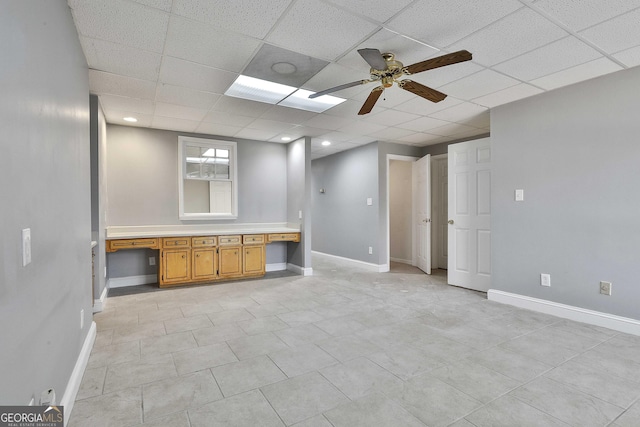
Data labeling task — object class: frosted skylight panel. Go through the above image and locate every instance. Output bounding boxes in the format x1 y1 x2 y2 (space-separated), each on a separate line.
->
279 89 346 112
224 75 296 104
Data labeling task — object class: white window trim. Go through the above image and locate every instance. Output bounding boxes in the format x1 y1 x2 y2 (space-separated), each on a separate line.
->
178 136 238 220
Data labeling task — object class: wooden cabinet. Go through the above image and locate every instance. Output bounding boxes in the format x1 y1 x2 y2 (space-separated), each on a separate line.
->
109 231 300 288
218 246 242 279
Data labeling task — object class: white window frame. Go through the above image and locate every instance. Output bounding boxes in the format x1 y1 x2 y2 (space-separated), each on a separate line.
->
178 136 238 220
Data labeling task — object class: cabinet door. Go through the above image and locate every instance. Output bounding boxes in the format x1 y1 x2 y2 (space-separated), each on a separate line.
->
243 245 265 276
162 249 191 284
192 247 217 281
218 246 242 278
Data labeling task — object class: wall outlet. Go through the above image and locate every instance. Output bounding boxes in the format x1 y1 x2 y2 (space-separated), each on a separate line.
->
600 281 612 296
149 256 155 266
298 210 302 219
540 273 551 287
104 266 107 278
80 309 84 329
366 197 373 206
515 189 524 201
368 246 373 255
22 228 32 266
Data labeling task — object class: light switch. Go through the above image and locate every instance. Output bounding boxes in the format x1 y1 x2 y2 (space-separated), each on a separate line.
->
366 198 373 206
22 228 31 266
515 189 524 201
298 210 302 219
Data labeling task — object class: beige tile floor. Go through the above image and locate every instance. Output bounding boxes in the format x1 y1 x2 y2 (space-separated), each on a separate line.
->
70 256 640 427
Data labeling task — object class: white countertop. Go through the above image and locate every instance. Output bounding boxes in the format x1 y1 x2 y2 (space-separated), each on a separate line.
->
106 223 300 239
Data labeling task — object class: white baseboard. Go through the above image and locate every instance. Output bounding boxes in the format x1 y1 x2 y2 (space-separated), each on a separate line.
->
61 321 96 426
287 263 313 276
92 286 108 313
312 251 389 273
488 290 640 336
266 263 287 272
107 274 157 288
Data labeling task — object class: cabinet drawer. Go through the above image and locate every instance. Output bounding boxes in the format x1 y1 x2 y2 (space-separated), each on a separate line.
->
192 236 217 247
266 233 300 243
162 237 191 248
218 235 242 246
107 238 158 251
243 234 265 245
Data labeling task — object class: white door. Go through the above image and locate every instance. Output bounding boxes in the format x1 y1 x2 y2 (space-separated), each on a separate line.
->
448 138 491 291
414 154 431 274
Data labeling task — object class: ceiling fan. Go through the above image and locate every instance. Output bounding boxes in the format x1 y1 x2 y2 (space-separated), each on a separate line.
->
309 49 472 115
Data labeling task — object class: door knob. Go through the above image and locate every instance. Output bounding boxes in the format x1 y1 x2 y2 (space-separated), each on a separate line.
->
423 218 431 223
448 219 454 224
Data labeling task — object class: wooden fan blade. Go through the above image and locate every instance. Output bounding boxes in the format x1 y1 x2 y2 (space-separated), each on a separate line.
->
399 80 447 103
358 48 388 70
309 80 370 99
404 50 472 75
358 87 384 115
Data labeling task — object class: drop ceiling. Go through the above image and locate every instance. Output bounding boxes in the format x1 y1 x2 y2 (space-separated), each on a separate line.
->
68 0 640 159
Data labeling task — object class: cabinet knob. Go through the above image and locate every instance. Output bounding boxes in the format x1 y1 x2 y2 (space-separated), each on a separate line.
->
196 254 200 257
182 255 185 259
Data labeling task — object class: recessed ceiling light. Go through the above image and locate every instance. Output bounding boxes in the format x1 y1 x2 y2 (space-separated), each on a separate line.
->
322 140 331 146
271 62 297 75
281 136 292 142
279 89 346 113
123 117 137 122
225 75 296 104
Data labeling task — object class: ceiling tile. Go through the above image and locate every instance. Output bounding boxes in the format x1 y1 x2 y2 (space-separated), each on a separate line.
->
408 60 485 89
79 37 161 81
368 127 415 140
302 63 372 99
201 111 256 127
392 94 463 115
613 45 640 68
158 57 238 94
319 131 360 143
103 109 153 127
302 114 354 130
234 128 280 141
397 116 451 132
98 94 155 115
428 122 478 137
164 15 261 72
397 132 443 144
259 105 318 124
362 109 421 126
69 0 169 52
323 99 368 117
286 125 329 138
578 8 640 54
324 0 414 22
530 57 623 90
89 70 156 99
473 83 544 108
129 0 173 12
151 116 200 132
154 102 208 121
450 8 567 66
493 36 602 81
337 29 440 71
247 119 296 133
267 0 379 61
194 122 242 137
210 97 273 118
337 120 387 135
532 0 640 31
387 0 523 48
439 69 520 99
243 44 329 88
171 0 293 39
155 83 221 110
430 102 488 123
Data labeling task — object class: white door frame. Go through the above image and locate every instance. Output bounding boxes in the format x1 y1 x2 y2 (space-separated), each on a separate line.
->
386 154 420 270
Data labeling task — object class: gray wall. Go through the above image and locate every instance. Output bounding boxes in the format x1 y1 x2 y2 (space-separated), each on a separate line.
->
312 143 380 263
106 125 290 278
287 137 312 268
90 95 108 301
389 160 413 263
491 66 640 320
0 0 93 404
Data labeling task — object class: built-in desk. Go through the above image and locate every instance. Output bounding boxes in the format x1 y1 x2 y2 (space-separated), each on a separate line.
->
106 224 300 288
